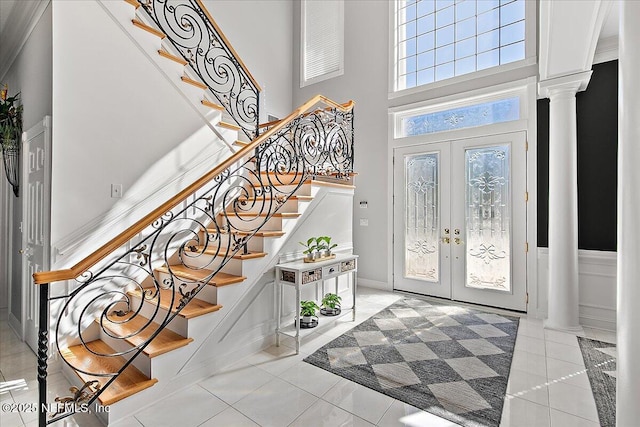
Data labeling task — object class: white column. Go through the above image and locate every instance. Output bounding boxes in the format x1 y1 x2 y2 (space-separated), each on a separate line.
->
617 1 640 424
539 72 591 332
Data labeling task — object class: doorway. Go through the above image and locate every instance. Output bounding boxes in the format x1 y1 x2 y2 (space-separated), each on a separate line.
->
393 132 527 312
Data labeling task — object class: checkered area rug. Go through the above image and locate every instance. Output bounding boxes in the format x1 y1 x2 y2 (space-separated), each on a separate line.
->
577 337 616 427
304 297 519 427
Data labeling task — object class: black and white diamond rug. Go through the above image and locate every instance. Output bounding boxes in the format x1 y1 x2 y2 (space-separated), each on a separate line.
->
577 337 617 427
304 297 519 427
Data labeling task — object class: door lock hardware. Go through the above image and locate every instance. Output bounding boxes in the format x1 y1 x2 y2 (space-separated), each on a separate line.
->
442 237 450 244
454 229 460 235
444 228 450 235
454 237 464 245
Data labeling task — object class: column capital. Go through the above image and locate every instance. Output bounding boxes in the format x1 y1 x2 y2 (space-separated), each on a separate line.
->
538 71 593 99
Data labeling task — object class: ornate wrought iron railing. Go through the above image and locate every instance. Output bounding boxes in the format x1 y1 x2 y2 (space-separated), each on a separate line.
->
34 95 354 426
138 0 262 139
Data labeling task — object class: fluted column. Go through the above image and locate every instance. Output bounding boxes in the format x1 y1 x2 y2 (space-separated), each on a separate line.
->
617 1 640 424
539 72 591 332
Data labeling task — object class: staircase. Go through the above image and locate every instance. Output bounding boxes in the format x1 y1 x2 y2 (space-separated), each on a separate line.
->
33 1 355 426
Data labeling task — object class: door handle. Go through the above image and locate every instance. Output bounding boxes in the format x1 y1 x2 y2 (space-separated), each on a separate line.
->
444 228 450 235
454 237 464 245
454 229 460 235
442 237 450 244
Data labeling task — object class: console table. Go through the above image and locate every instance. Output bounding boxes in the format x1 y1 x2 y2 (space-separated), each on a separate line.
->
275 253 358 354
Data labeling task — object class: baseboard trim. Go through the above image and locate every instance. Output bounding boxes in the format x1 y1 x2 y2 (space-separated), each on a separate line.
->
8 312 22 339
358 278 390 291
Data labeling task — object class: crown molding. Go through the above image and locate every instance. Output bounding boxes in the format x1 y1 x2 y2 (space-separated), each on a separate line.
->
0 0 50 81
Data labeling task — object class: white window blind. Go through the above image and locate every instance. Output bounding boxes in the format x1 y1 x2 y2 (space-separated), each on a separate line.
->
302 0 344 86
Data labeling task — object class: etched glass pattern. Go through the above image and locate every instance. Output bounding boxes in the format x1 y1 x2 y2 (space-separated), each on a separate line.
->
396 0 526 90
405 153 440 281
465 145 510 291
401 97 519 137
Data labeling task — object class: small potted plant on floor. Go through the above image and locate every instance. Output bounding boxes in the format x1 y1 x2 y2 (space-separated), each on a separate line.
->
299 300 320 328
320 293 342 316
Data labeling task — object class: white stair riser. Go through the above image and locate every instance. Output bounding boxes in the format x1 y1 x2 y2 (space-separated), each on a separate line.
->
99 329 151 377
217 215 284 231
229 197 300 214
181 255 244 276
249 183 311 196
154 271 219 304
199 231 266 252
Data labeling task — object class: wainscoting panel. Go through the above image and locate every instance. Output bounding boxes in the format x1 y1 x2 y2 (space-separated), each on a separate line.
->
537 248 617 331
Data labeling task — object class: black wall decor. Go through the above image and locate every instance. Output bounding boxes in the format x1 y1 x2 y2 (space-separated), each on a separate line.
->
537 60 618 251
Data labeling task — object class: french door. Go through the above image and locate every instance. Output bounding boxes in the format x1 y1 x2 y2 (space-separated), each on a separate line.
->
393 132 527 311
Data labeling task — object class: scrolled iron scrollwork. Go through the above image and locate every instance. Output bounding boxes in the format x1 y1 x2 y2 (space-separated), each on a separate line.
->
139 0 260 139
39 103 353 425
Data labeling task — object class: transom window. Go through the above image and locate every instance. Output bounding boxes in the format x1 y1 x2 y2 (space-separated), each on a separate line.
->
395 0 526 91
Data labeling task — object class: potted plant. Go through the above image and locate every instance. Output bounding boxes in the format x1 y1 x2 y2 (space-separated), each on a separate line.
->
320 293 342 316
299 300 319 328
315 236 328 258
299 237 318 261
0 84 22 196
318 236 338 257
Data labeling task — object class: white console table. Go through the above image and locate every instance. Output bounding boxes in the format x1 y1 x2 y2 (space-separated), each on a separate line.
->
275 253 358 354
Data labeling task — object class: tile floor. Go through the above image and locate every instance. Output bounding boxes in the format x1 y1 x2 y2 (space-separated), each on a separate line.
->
0 287 615 427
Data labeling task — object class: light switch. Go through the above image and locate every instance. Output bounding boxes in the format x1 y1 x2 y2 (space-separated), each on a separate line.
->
111 184 123 198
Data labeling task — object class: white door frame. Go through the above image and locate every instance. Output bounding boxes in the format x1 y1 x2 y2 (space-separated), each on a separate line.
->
387 79 539 315
20 116 52 351
392 132 527 311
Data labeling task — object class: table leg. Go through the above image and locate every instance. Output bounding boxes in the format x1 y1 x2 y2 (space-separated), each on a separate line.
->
276 279 281 347
295 283 301 354
352 270 357 321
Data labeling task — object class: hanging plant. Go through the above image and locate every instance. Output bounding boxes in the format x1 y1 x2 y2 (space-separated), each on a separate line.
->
0 84 23 196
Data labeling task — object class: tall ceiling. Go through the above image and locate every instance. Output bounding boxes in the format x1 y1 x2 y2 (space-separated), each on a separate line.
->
0 0 622 83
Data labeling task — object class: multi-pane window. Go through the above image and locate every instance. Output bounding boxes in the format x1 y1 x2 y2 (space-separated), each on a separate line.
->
395 0 526 91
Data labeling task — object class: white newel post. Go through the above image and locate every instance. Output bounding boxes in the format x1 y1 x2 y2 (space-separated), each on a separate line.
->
617 1 640 424
539 72 591 332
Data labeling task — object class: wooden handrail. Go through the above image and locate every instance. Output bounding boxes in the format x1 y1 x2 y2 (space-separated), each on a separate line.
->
33 95 354 285
194 0 262 92
259 102 351 129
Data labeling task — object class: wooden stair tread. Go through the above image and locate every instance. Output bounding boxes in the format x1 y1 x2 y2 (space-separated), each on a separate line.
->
218 121 241 131
158 49 187 66
124 0 140 9
181 75 207 90
128 288 222 319
211 228 286 238
234 140 250 147
220 212 300 219
192 245 267 260
61 340 157 406
131 19 165 39
237 195 313 202
304 179 356 189
155 265 245 287
99 314 193 358
201 99 225 111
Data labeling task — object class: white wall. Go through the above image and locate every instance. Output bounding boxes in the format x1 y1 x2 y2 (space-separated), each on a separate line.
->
292 1 537 289
50 0 233 264
537 249 617 330
202 0 293 120
0 3 52 321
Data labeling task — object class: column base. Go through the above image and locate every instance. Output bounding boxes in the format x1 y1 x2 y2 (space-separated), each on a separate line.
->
543 320 584 336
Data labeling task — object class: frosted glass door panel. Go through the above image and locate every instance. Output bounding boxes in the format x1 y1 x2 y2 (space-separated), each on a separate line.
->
464 145 511 291
405 153 440 282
